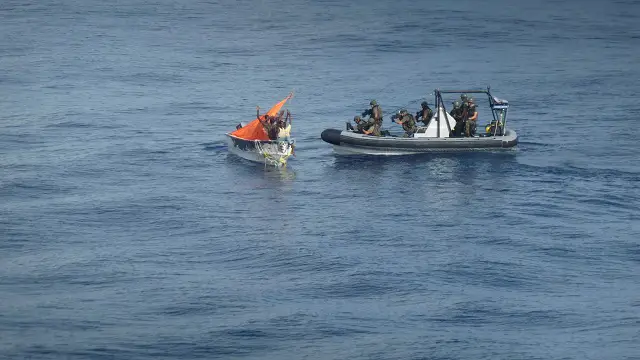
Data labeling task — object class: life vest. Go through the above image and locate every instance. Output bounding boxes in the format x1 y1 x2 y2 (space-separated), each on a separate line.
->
277 124 291 139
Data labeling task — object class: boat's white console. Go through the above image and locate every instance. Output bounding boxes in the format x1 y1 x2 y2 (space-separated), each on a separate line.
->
412 127 431 138
411 107 457 138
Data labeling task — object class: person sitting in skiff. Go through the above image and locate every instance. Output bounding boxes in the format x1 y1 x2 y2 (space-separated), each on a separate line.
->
256 106 279 123
277 110 292 140
257 106 278 140
274 110 286 122
415 101 433 127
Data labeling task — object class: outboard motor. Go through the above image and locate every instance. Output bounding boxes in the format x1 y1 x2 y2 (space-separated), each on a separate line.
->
489 97 509 136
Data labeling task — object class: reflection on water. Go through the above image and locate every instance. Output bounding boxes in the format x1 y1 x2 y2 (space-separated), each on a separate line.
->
264 163 297 182
327 151 519 207
225 153 297 184
329 155 393 189
331 150 517 166
331 151 518 174
331 155 394 171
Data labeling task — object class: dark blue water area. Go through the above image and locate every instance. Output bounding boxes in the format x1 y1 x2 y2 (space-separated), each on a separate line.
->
1 0 640 359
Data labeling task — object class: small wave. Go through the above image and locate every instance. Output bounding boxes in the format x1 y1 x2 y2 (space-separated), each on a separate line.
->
202 142 227 152
0 179 76 198
149 149 171 154
112 107 154 115
42 81 81 90
517 162 640 183
578 196 639 213
45 121 95 129
118 71 187 85
565 164 640 178
535 246 597 261
518 140 552 147
0 134 46 146
173 101 217 110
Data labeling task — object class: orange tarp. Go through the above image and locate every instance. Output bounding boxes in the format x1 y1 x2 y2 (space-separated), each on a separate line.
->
229 93 293 141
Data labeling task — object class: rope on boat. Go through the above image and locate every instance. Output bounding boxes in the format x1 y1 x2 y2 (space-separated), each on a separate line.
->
254 140 292 167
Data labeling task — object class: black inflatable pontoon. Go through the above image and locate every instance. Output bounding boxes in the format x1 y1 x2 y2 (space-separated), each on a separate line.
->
321 88 518 155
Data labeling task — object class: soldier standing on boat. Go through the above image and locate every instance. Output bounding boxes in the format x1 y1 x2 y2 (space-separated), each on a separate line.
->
460 93 469 106
362 100 383 127
415 101 433 127
459 98 471 137
465 98 478 137
450 101 462 119
450 100 464 136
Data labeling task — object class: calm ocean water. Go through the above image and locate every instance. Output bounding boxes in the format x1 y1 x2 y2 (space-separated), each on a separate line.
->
1 0 639 359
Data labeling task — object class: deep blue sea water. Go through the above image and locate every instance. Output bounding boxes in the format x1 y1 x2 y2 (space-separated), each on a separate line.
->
2 0 640 359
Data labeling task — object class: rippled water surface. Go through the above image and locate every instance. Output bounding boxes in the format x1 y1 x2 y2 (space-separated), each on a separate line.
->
2 0 640 359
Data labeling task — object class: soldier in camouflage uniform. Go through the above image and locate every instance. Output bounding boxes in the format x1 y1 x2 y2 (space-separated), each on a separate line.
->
450 101 461 119
361 100 383 128
460 93 469 107
459 96 472 137
415 101 433 127
450 100 464 137
347 115 370 134
464 98 478 137
362 120 381 136
392 109 417 137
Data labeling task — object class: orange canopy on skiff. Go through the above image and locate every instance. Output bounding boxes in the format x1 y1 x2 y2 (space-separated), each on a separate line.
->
229 93 293 141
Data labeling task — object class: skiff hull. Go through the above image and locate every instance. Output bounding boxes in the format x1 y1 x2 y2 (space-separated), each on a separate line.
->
226 134 293 167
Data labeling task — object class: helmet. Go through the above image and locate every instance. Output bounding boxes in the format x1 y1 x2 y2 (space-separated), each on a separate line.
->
460 94 468 101
421 101 428 107
354 116 361 122
400 109 408 115
468 97 475 104
370 100 377 106
453 100 461 108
